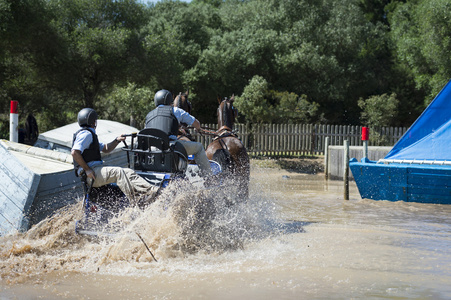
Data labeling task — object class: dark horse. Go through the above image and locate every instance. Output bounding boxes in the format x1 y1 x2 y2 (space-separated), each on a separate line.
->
25 114 39 145
173 89 194 141
173 89 192 114
206 96 250 199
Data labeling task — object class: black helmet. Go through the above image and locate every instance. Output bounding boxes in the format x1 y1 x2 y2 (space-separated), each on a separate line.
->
77 108 98 127
154 89 173 106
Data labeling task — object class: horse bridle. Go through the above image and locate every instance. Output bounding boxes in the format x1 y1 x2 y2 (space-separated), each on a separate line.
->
217 98 238 129
175 93 192 114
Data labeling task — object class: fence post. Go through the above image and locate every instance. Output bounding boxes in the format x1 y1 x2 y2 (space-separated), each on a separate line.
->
343 139 349 200
324 136 329 180
304 124 307 155
254 124 259 156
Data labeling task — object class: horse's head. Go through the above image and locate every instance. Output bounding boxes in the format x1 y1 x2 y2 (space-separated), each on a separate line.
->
173 89 191 114
217 95 238 129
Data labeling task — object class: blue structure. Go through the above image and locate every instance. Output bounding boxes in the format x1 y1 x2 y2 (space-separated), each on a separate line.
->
350 79 451 204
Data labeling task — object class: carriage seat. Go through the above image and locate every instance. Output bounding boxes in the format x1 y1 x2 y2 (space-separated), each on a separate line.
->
133 128 188 174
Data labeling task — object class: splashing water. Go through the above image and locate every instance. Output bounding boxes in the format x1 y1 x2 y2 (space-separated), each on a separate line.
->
0 178 282 284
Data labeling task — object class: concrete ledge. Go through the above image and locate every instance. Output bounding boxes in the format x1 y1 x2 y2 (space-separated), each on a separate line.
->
327 146 392 180
0 140 73 164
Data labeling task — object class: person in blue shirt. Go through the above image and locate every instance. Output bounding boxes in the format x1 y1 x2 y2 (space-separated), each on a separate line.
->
145 89 212 177
72 108 159 205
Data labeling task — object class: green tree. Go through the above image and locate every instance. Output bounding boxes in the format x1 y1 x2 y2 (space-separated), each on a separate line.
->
40 0 149 110
140 1 224 122
276 0 395 124
358 93 399 127
235 75 320 124
0 0 151 133
141 1 219 90
358 0 394 25
389 0 451 104
0 0 63 134
358 92 399 145
99 83 155 128
0 0 437 135
187 0 287 122
234 75 273 124
186 0 398 124
272 91 320 124
191 0 223 8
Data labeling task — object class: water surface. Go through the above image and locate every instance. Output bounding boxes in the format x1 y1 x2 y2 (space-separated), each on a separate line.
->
1 168 450 299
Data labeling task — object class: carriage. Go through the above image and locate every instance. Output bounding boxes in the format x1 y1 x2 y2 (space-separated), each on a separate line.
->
75 93 249 237
74 128 222 236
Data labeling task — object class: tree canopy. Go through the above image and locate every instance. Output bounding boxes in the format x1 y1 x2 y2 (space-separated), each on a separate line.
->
1 0 449 137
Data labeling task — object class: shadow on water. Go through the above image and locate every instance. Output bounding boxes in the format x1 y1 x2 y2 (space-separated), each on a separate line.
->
271 220 317 234
257 219 318 236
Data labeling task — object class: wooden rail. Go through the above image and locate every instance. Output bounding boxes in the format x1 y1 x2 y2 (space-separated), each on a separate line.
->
193 124 408 157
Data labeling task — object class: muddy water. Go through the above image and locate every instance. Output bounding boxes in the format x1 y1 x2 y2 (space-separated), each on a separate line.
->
1 167 450 299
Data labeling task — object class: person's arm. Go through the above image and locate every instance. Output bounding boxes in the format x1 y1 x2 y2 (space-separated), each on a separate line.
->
103 135 126 153
191 119 201 131
71 149 96 180
175 107 198 130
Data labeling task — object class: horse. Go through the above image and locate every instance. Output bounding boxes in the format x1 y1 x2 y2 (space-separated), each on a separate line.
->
205 95 250 200
173 89 191 114
173 89 194 141
25 114 39 145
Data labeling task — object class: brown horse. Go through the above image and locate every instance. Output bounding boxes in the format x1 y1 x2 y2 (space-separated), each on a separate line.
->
173 89 191 114
173 89 194 141
206 96 250 199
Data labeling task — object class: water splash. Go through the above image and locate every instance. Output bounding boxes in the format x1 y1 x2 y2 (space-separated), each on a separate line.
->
0 178 282 283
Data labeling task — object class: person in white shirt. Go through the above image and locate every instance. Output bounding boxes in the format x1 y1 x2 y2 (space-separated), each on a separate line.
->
144 89 212 177
71 108 159 206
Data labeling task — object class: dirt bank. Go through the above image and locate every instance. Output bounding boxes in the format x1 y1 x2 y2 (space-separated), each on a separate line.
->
250 156 324 174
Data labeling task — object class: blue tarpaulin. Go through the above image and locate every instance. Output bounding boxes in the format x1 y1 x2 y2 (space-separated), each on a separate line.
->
385 79 451 161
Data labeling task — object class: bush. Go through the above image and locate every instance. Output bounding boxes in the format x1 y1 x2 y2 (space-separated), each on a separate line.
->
358 93 399 127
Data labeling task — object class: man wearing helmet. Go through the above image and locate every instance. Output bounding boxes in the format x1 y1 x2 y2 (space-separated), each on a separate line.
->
145 89 212 177
72 108 159 205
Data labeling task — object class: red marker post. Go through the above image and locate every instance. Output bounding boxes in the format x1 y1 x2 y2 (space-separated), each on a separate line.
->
362 126 369 159
10 100 19 142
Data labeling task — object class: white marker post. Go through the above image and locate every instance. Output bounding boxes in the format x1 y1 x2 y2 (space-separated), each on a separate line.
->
10 100 19 142
362 127 369 159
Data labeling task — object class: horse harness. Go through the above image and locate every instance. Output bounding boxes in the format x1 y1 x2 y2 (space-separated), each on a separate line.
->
214 126 238 140
212 126 243 156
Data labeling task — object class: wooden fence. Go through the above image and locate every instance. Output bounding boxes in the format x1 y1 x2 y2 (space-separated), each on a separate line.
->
192 124 408 157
